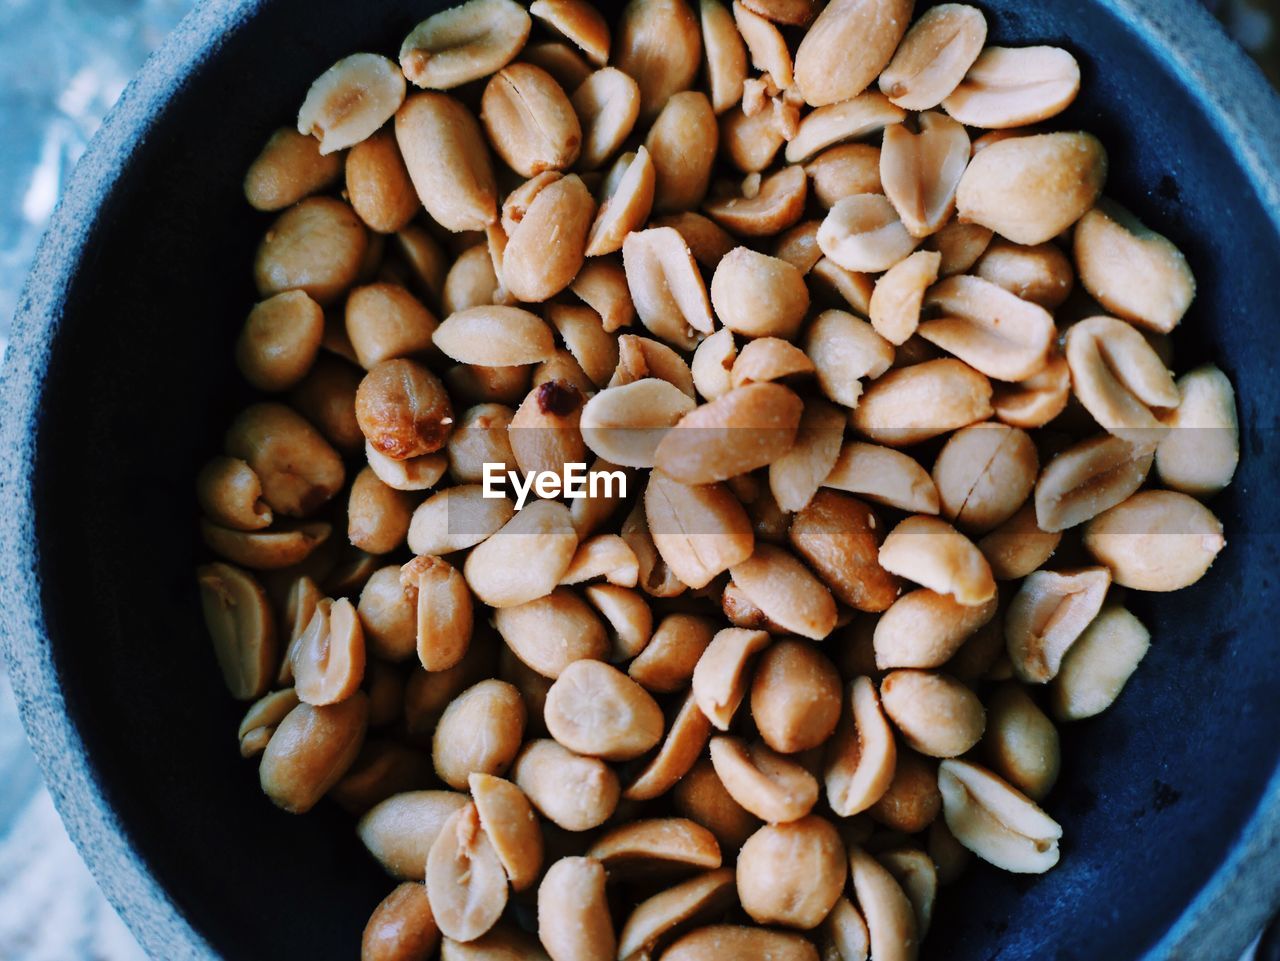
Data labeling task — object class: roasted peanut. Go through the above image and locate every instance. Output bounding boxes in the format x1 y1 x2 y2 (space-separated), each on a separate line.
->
244 127 342 212
1156 364 1239 497
532 0 611 64
396 93 498 232
345 283 438 371
613 0 702 119
427 802 510 942
704 163 808 236
711 247 810 339
654 383 803 484
1082 489 1225 591
197 457 272 532
298 53 407 154
538 856 617 961
709 736 819 823
937 758 1061 873
738 816 845 929
879 515 996 607
464 500 578 607
408 485 514 555
481 64 581 177
973 238 1074 309
1064 316 1179 440
362 883 440 961
750 641 843 753
848 845 919 961
818 193 918 273
292 597 366 705
880 670 985 758
513 739 620 830
196 563 277 700
869 748 940 833
255 197 368 305
977 501 1062 580
400 0 531 89
617 868 736 960
729 544 838 640
983 682 1059 800
879 4 987 109
261 694 369 814
931 423 1039 533
1034 433 1155 533
236 290 325 392
494 588 609 678
1005 566 1111 684
663 926 819 961
874 589 997 669
432 680 526 789
545 659 664 760
356 359 454 460
824 441 941 514
793 0 913 106
851 359 993 448
943 46 1080 128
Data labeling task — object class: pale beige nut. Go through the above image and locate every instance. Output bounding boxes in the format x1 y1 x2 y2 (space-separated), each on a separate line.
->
809 257 877 315
290 357 366 455
201 519 331 571
513 739 620 830
824 441 941 514
481 63 582 177
803 310 894 409
653 212 738 270
291 597 365 706
703 164 808 237
720 103 786 174
525 41 595 91
469 773 543 893
442 245 498 317
297 53 406 154
621 224 712 348
405 557 471 671
363 882 440 961
711 247 810 339
531 0 610 65
624 690 713 799
344 283 437 372
238 688 299 758
869 250 941 345
570 69 640 172
508 380 588 480
737 816 845 929
1156 364 1239 497
358 790 470 879
617 868 736 960
729 544 838 640
441 925 550 961
646 91 719 212
977 502 1062 580
654 383 803 484
880 670 985 758
877 848 937 939
463 500 578 608
868 748 940 833
261 693 369 814
924 219 994 276
793 0 913 106
937 758 1061 873
767 398 843 514
690 328 737 402
880 113 970 238
196 562 277 700
732 337 815 388
1082 489 1225 591
984 682 1060 800
244 127 343 212
613 0 703 120
819 897 871 961
432 680 526 790
1005 567 1111 683
570 257 635 332
446 404 516 484
709 736 819 823
584 583 653 660
847 845 919 961
254 197 368 305
503 174 596 302
1074 200 1195 333
1064 316 1179 441
932 423 1038 533
408 485 514 555
395 93 498 233
943 46 1079 128
1035 433 1155 533
630 614 717 693
919 275 1055 382
700 0 748 113
544 659 664 760
1050 603 1150 721
355 567 414 664
691 627 770 729
347 466 413 555
356 358 455 460
955 132 1106 245
662 926 819 961
236 290 325 392
875 589 997 669
789 491 900 613
973 238 1074 309
196 457 272 533
579 379 695 468
805 143 883 208
991 351 1071 429
879 515 996 607
537 857 616 961
750 640 842 753
427 802 509 942
588 818 721 877
879 3 987 109
346 129 420 234
850 358 993 448
432 305 556 367
732 1 793 87
400 0 531 89
643 472 754 589
785 93 905 166
559 534 640 588
493 588 609 679
818 194 919 273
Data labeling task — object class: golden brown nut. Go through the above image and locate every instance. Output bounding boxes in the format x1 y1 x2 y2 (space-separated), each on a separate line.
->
225 402 346 517
362 883 440 961
1005 567 1110 684
395 93 498 232
196 562 277 700
880 670 985 758
544 659 664 760
868 748 940 834
850 359 992 448
729 544 838 640
878 3 987 109
481 63 582 177
738 816 846 929
399 0 532 89
710 247 810 339
750 641 842 754
613 0 703 119
298 53 407 154
1156 365 1239 497
292 597 366 706
427 802 509 942
662 926 819 961
345 283 438 371
983 682 1060 800
874 589 997 669
255 197 369 305
937 758 1062 873
793 0 914 106
236 290 326 392
356 359 454 460
432 679 526 789
196 457 272 533
513 739 620 830
538 856 616 961
358 790 469 880
244 127 342 212
942 46 1080 129
709 736 819 823
654 383 803 484
931 423 1039 534
260 693 369 814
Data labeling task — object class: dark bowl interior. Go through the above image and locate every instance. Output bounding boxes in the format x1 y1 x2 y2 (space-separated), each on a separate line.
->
4 0 1280 958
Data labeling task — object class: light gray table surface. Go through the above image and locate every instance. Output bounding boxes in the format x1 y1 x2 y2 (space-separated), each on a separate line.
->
0 0 1274 958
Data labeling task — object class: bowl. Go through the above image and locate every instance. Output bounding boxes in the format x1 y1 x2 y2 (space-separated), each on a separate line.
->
2 0 1280 957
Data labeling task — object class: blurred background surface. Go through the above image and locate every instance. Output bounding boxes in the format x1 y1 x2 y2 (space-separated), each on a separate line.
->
0 0 1276 957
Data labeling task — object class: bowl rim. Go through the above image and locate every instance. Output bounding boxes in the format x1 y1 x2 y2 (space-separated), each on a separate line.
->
2 0 1279 958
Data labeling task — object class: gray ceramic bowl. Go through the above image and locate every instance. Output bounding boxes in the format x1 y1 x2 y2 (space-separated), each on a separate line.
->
2 0 1280 958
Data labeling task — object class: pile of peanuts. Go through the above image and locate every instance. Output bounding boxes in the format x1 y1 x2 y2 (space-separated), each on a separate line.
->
195 0 1241 957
